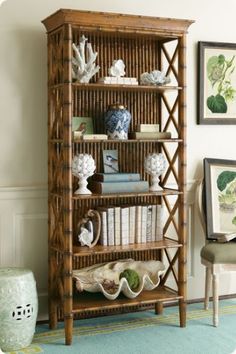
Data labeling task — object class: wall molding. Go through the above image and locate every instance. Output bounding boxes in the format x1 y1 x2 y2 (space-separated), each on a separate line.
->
0 185 48 200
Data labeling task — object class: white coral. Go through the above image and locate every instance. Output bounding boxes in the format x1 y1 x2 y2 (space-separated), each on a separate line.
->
72 35 100 83
140 70 171 86
108 59 125 77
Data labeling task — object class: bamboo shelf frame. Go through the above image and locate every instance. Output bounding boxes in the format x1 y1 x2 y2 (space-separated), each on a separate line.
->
42 8 194 345
72 286 181 314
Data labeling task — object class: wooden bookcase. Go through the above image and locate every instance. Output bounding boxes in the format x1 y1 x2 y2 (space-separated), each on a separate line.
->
42 9 193 345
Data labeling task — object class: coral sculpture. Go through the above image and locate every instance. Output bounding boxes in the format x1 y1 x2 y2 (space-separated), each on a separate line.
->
108 59 125 77
72 35 100 83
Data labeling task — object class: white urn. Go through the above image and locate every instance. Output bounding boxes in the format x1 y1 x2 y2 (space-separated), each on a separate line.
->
72 154 96 194
144 153 167 191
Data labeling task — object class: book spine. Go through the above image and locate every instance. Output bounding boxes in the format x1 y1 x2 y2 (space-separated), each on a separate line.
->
155 205 164 241
114 206 121 246
99 210 108 246
146 205 153 242
121 207 129 245
93 173 141 182
151 204 157 242
90 181 149 194
141 206 147 243
107 208 115 246
129 206 136 244
135 205 142 243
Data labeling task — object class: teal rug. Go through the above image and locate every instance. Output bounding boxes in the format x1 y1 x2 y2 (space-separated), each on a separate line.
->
5 300 236 354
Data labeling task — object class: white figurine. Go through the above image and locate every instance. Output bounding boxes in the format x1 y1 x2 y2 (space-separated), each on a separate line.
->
72 35 100 83
72 154 96 194
108 59 125 77
144 153 167 191
78 221 94 247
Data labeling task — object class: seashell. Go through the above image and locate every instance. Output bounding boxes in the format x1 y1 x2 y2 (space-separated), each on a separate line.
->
73 259 165 300
140 70 171 86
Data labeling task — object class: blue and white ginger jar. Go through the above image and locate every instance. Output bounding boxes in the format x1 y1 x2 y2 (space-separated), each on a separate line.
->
104 104 131 140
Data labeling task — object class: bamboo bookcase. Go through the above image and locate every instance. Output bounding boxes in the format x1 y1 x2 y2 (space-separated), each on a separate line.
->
42 9 193 345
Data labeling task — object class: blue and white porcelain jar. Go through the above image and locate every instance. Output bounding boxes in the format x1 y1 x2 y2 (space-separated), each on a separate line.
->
104 104 131 140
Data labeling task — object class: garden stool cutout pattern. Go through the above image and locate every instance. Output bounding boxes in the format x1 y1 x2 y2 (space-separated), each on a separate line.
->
0 268 38 352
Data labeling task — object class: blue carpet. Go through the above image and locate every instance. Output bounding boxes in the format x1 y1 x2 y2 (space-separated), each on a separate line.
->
6 300 236 354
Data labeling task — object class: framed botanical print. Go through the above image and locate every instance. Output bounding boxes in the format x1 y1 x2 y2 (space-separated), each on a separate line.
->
198 41 236 124
204 158 236 240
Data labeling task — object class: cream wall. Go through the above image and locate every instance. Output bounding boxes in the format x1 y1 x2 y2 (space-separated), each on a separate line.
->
1 0 236 318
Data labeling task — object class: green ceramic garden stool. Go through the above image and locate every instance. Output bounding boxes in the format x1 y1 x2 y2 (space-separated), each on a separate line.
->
0 268 38 352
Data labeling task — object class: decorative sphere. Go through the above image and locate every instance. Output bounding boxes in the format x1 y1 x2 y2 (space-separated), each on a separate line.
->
119 268 140 291
72 154 96 178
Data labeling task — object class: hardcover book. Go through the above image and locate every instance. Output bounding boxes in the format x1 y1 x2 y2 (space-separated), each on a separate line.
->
129 206 136 244
82 134 108 140
92 173 141 182
135 205 142 243
97 206 115 246
97 209 108 246
113 206 121 246
121 207 129 245
155 205 164 241
89 180 149 194
141 205 147 243
151 204 157 242
130 132 171 139
137 124 160 132
146 205 153 242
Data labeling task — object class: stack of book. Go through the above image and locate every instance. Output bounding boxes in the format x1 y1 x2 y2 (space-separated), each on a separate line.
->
73 131 108 141
97 204 164 246
130 123 171 140
89 173 149 194
98 77 138 85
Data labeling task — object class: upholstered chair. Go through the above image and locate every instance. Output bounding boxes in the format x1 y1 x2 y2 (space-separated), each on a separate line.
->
198 181 236 327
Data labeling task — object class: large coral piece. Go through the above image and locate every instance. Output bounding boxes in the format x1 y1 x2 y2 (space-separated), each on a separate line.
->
72 35 100 83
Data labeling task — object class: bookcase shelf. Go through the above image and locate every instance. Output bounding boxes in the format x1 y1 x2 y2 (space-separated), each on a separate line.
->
50 138 183 144
43 8 193 345
72 188 182 200
73 239 182 256
72 286 181 315
50 82 183 92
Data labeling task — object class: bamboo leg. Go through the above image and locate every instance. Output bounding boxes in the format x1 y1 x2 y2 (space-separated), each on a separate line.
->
65 317 73 345
204 267 211 310
179 299 186 327
155 302 163 315
49 301 58 329
212 273 219 327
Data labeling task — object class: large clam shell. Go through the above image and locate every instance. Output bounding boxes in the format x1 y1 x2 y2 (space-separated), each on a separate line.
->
73 259 165 300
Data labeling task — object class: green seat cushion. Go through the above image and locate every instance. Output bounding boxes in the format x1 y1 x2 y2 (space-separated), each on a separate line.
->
201 242 236 264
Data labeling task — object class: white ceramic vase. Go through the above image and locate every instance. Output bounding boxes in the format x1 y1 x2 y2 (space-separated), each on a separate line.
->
72 154 96 194
144 153 167 191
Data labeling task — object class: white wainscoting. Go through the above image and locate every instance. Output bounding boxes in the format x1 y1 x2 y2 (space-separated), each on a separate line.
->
0 186 48 320
0 183 235 320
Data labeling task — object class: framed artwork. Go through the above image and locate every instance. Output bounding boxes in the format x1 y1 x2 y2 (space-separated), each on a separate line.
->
72 117 94 134
103 150 119 173
204 158 236 239
198 41 236 124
